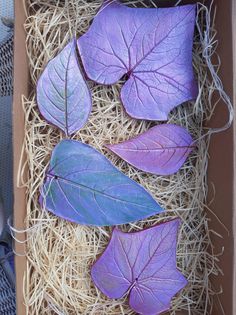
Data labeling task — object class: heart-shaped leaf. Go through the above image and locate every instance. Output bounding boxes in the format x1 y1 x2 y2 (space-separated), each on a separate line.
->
37 39 92 136
78 1 197 120
40 140 163 226
106 124 194 175
92 218 187 315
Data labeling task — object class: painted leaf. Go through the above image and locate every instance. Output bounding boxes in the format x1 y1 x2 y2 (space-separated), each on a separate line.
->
40 139 163 226
92 219 187 315
37 39 92 136
78 1 197 120
106 124 194 175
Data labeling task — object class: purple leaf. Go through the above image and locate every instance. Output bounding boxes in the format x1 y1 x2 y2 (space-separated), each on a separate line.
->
106 124 194 175
78 1 197 120
92 219 187 315
40 139 163 226
37 39 92 136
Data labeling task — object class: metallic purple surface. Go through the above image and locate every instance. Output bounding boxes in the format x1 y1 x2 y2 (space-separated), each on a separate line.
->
78 1 197 120
107 124 194 175
92 219 187 315
37 39 91 136
40 139 163 226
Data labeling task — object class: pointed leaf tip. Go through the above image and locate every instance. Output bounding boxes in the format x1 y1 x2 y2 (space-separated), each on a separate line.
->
107 124 194 175
78 1 198 120
40 139 163 226
92 218 187 314
37 39 92 136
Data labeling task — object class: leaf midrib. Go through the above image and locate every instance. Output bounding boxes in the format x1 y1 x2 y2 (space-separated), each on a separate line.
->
47 173 157 210
61 42 76 136
64 48 71 136
110 145 194 152
128 7 194 74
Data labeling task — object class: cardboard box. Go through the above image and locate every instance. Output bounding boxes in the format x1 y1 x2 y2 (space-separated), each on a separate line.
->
13 0 235 314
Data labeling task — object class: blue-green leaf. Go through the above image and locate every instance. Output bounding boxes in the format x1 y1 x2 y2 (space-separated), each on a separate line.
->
40 140 163 226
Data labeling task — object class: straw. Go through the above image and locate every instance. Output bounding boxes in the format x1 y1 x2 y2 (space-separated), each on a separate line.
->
16 1 232 314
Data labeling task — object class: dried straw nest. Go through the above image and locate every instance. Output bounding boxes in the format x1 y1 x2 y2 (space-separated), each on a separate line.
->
15 0 232 314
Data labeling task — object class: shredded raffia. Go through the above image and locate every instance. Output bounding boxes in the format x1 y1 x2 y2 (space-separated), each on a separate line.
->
14 0 233 314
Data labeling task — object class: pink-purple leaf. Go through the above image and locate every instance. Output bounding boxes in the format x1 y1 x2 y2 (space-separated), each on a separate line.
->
92 219 187 315
78 1 198 120
37 39 92 136
40 139 163 226
106 124 194 175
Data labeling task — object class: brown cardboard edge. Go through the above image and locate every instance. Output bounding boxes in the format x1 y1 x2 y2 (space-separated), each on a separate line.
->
13 1 28 314
208 109 235 311
233 0 236 314
206 0 234 314
12 0 235 314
